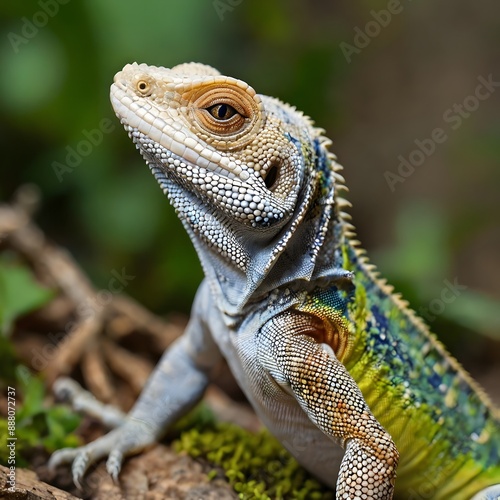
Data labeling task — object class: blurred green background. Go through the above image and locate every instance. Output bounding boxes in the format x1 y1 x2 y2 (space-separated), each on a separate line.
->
1 1 499 372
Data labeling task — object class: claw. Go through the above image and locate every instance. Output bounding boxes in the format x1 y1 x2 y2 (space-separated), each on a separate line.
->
107 450 123 484
48 448 78 470
72 452 90 489
73 472 84 490
49 418 157 487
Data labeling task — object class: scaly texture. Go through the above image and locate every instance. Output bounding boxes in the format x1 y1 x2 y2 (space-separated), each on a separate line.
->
50 63 500 499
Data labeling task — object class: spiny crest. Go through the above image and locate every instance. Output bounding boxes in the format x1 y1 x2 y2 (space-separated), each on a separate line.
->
329 146 497 413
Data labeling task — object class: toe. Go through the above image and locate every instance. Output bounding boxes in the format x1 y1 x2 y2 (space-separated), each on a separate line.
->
48 448 79 470
72 451 90 489
106 449 124 483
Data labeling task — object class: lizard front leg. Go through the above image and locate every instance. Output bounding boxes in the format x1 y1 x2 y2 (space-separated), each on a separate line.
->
49 282 222 487
258 310 399 499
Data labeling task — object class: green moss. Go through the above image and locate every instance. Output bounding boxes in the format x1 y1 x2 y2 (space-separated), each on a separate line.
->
173 406 334 500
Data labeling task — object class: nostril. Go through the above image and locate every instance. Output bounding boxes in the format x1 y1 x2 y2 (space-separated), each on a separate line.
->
263 163 279 190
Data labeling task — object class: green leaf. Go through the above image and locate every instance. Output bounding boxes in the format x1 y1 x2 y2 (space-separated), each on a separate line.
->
0 336 18 382
0 372 82 467
0 257 54 336
43 405 82 452
16 376 45 422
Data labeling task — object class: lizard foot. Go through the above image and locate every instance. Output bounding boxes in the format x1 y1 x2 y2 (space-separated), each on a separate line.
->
50 377 158 487
48 418 157 488
53 377 126 429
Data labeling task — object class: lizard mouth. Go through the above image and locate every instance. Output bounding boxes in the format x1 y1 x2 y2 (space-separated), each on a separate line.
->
111 84 245 183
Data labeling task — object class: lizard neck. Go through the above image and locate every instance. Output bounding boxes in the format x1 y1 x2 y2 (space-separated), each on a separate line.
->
184 137 353 316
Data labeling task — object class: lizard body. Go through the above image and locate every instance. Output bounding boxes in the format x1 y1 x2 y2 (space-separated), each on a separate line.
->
50 62 500 499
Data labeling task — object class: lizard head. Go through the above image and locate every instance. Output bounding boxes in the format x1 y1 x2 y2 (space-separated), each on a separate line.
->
111 62 346 309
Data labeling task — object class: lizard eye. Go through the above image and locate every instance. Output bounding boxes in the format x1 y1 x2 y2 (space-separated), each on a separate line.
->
207 103 238 121
136 79 152 96
187 84 260 141
197 99 247 135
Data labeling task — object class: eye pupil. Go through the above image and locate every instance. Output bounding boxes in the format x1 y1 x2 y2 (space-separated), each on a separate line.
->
217 104 228 118
208 103 237 121
137 81 150 94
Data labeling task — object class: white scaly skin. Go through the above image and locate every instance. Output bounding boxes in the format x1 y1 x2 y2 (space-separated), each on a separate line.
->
49 63 500 499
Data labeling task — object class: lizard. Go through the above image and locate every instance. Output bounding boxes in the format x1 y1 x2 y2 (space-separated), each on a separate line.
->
48 62 500 499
